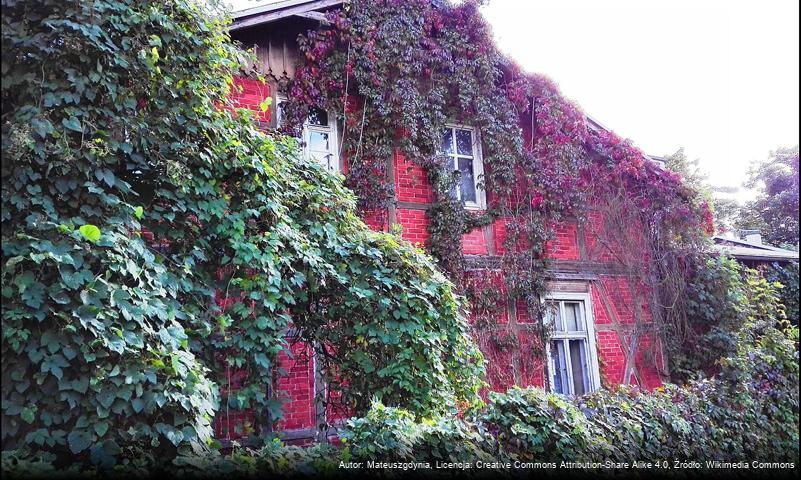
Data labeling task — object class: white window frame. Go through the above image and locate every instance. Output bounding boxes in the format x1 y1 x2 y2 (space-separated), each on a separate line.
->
276 94 340 173
303 116 339 173
442 123 486 210
543 292 602 396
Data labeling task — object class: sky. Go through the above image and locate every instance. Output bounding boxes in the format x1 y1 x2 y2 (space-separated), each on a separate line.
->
228 0 800 201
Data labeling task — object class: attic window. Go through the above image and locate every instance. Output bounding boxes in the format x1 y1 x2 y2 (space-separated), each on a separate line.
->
440 125 486 209
277 96 339 173
304 108 339 173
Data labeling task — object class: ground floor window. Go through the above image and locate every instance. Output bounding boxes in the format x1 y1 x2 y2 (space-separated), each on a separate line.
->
544 294 601 395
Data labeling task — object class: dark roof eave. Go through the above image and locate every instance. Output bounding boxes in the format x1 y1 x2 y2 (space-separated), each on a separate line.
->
724 254 799 262
231 0 344 31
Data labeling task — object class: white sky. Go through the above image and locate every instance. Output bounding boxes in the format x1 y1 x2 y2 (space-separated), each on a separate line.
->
228 0 800 201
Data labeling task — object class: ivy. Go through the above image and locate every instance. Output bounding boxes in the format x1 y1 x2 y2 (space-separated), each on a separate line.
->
2 0 484 468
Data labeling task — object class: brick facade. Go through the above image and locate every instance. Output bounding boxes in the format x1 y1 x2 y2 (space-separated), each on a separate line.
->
215 76 665 443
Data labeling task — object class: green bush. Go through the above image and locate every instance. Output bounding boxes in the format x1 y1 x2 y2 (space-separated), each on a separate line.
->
483 388 601 461
766 261 800 325
3 311 797 476
669 256 746 381
341 402 497 465
2 440 342 479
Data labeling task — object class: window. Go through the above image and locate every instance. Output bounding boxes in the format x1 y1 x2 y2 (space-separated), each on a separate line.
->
303 107 339 173
440 125 485 209
544 294 601 396
276 95 340 173
275 94 288 129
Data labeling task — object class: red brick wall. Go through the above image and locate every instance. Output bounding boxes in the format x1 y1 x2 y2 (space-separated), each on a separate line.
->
395 152 434 203
596 329 627 386
274 341 315 431
396 208 430 247
362 209 388 232
462 226 488 255
517 331 546 388
546 222 580 260
229 76 271 123
590 279 662 389
387 154 663 397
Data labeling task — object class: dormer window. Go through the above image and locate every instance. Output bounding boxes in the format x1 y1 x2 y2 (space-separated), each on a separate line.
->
440 125 486 209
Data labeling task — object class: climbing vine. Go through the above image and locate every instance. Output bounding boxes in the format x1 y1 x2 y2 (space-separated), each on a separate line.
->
282 0 713 377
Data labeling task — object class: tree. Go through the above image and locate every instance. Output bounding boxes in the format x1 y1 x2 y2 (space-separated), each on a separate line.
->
711 196 743 234
741 146 800 248
664 148 711 198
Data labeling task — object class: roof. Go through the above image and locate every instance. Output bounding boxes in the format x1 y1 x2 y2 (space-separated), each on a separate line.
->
712 235 799 263
586 114 665 168
231 0 343 30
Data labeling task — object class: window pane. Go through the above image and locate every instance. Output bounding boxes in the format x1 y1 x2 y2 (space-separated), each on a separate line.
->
309 151 334 170
456 129 473 155
323 153 335 171
551 340 569 394
276 100 286 127
458 158 476 203
569 340 590 395
563 302 583 331
307 108 329 126
551 302 564 331
309 131 330 151
441 129 454 155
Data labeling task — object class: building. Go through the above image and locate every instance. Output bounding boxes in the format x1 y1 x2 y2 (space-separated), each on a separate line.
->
713 231 799 267
217 0 675 443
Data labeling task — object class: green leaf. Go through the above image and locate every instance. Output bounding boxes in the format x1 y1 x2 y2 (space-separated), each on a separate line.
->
98 389 115 409
254 352 270 369
134 206 144 219
165 428 183 446
67 430 92 454
259 97 272 112
20 407 35 424
96 169 115 187
73 377 89 394
78 225 101 243
94 422 109 437
62 116 83 132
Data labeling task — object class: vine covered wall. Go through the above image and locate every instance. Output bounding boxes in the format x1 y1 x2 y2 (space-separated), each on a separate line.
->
277 0 714 388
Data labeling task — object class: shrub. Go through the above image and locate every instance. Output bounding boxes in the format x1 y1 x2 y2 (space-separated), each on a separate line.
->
669 255 746 381
341 402 497 465
2 441 342 479
3 302 798 476
483 388 601 461
766 261 800 325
